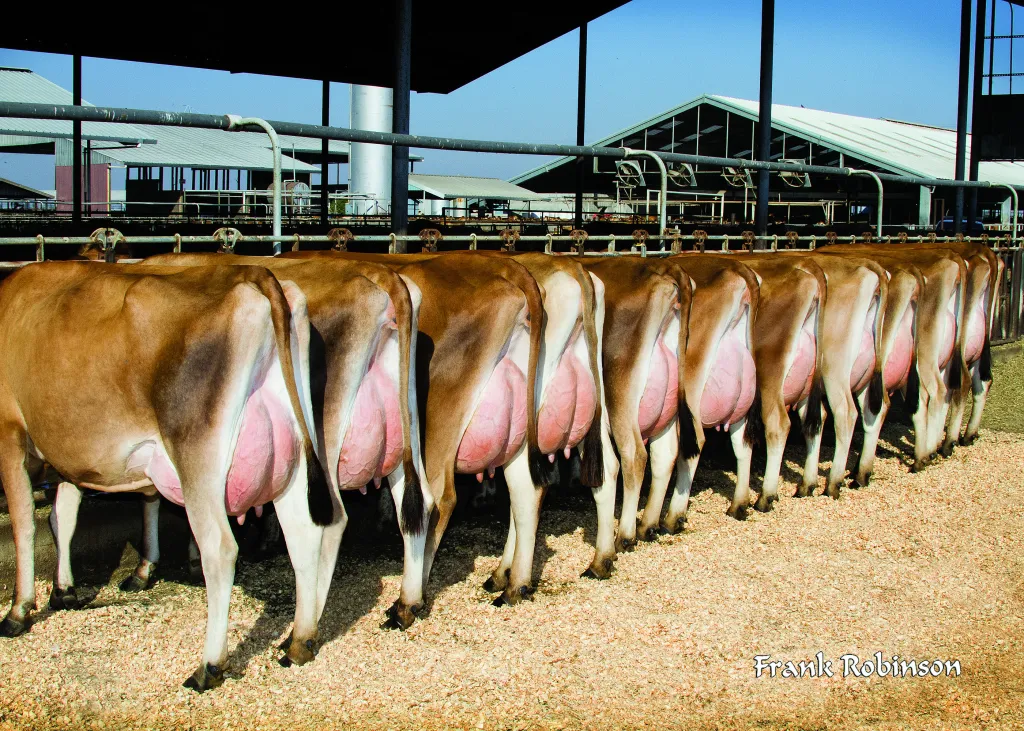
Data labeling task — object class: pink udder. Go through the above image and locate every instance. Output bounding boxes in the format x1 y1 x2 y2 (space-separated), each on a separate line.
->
964 297 987 365
638 339 679 439
456 358 528 473
884 305 914 391
700 328 756 428
224 387 298 515
783 328 816 406
850 300 878 394
538 338 597 454
337 358 403 488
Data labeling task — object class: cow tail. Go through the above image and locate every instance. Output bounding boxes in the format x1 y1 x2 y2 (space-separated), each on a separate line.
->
366 269 425 535
949 259 970 397
737 264 763 448
514 267 558 487
571 266 605 487
671 267 699 461
744 390 764 447
868 263 888 415
980 338 992 382
249 269 333 528
904 358 921 415
802 264 828 441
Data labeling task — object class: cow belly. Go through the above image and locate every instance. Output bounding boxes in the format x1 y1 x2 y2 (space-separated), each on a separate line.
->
456 358 528 473
638 339 678 439
964 297 987 365
849 299 878 394
783 328 816 405
138 383 299 515
538 348 597 454
884 306 914 391
337 362 403 488
700 328 756 428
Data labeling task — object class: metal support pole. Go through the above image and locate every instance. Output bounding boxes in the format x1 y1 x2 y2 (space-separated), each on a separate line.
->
72 54 82 225
227 116 281 250
969 0 987 227
955 0 973 234
320 80 330 226
849 169 884 238
755 0 775 247
390 0 412 249
624 148 667 234
574 22 588 231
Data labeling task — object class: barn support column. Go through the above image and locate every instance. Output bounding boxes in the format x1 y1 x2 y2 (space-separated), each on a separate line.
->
72 54 82 225
390 0 412 250
918 186 933 227
954 0 973 234
969 0 987 227
754 0 775 247
574 22 588 231
321 80 330 226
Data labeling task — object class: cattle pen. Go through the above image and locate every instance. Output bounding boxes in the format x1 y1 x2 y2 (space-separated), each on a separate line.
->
0 97 1021 729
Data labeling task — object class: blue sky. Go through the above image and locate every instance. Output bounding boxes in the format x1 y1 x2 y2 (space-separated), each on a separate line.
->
0 0 995 190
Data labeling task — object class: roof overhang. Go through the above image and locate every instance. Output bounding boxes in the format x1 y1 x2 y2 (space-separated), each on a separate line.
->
0 4 627 94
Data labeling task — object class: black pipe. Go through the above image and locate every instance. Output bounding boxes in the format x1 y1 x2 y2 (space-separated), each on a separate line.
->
72 54 82 225
755 0 775 247
955 0 973 234
390 0 412 249
0 101 1013 191
969 0 987 227
574 22 588 231
321 80 330 226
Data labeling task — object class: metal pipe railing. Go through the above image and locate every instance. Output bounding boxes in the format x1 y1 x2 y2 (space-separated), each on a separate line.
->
849 169 884 238
623 148 668 234
1 102 1019 194
225 115 281 249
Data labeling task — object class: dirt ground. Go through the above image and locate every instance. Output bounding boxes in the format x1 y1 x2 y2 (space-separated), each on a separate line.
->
1 349 1023 730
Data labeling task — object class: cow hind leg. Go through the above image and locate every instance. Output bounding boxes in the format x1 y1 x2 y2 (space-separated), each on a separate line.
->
853 388 888 487
761 396 791 500
582 422 620 579
638 423 678 541
385 464 432 629
822 389 855 499
729 420 754 517
180 487 238 692
960 361 989 446
121 493 161 592
49 482 86 610
0 436 36 637
484 509 516 593
941 364 969 458
273 456 327 668
493 452 545 607
614 429 647 553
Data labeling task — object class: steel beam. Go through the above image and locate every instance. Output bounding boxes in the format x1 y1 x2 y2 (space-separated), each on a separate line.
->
969 0 987 226
321 80 330 226
955 0 973 234
72 55 82 225
390 0 412 249
754 0 775 247
574 22 588 231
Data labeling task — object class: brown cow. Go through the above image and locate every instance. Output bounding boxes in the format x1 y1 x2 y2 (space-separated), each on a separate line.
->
284 250 554 614
580 257 692 554
0 262 333 691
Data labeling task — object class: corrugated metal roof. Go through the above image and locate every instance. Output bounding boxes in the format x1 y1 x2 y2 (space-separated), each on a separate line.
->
510 94 1024 187
276 135 351 157
99 126 318 172
409 174 548 200
0 176 53 199
0 67 156 144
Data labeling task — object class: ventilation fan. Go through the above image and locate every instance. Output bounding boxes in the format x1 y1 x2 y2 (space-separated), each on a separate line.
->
778 159 811 188
667 162 697 188
614 160 646 191
721 167 754 188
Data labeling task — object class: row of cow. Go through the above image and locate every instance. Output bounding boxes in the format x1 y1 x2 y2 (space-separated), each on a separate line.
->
0 241 998 691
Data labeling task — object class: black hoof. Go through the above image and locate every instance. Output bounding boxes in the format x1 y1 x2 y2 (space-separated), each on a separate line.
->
640 526 659 542
119 573 150 593
940 443 955 459
851 471 872 488
753 495 776 513
49 586 84 611
0 616 27 638
662 516 686 535
824 485 841 500
726 505 748 521
380 601 415 631
277 632 293 651
959 433 978 447
279 638 315 667
482 568 509 594
183 663 224 692
616 537 636 553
